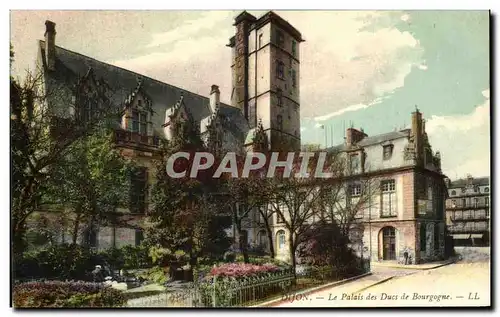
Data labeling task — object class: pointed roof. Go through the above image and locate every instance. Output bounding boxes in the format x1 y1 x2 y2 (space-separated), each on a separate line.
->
38 40 248 139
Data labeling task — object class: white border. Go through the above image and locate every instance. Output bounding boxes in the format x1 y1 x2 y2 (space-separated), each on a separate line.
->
3 1 498 317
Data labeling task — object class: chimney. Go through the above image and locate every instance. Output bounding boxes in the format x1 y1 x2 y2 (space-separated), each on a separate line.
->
209 85 220 113
411 109 424 164
345 128 367 146
44 20 56 71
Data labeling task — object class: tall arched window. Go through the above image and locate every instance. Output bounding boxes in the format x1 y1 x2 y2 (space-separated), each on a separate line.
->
276 230 286 250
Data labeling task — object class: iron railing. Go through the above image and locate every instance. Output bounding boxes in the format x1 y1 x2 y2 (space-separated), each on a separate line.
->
126 260 370 308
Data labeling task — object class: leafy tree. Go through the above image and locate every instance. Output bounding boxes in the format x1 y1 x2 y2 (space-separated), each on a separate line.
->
43 127 132 246
223 120 274 262
267 149 341 278
10 64 120 255
147 108 230 268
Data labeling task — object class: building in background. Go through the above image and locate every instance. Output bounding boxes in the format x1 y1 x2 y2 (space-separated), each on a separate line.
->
445 175 490 246
247 109 449 264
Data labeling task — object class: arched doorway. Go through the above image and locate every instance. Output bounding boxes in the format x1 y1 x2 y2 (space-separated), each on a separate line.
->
381 227 396 260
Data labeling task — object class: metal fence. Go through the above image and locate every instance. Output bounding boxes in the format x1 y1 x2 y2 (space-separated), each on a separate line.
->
126 260 370 308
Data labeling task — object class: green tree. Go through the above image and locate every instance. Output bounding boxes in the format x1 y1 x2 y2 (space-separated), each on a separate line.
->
147 108 230 268
10 60 120 255
44 128 132 246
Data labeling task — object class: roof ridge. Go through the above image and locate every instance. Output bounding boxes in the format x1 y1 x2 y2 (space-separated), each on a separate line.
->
39 40 234 108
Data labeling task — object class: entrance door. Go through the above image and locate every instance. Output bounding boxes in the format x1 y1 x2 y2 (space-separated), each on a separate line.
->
382 227 396 260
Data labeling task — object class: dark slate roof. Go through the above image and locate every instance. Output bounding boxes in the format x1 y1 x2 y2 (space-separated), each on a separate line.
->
327 129 411 152
39 41 247 138
449 176 490 188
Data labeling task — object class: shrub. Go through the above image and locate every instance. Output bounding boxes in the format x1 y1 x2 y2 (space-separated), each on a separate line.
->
14 244 154 281
13 281 125 308
14 244 95 281
136 266 168 285
98 245 152 270
223 251 236 263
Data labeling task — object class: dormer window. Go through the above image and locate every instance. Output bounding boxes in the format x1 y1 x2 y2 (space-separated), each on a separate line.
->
350 153 361 174
383 144 393 160
131 110 148 134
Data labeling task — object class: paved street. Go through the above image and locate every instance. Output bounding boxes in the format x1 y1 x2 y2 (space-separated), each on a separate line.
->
276 247 490 307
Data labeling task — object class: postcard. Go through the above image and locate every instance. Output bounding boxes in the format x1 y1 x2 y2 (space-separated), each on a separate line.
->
10 10 490 308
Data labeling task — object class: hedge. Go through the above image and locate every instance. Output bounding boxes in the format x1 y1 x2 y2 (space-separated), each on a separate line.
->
13 281 126 308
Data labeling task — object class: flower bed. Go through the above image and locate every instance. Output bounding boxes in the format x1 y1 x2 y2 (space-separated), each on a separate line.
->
13 281 126 308
208 263 281 278
196 263 293 307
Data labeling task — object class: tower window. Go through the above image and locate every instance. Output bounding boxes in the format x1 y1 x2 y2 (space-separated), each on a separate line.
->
292 40 297 57
276 60 285 80
259 34 263 48
291 69 297 88
276 30 284 47
277 115 283 131
277 89 283 106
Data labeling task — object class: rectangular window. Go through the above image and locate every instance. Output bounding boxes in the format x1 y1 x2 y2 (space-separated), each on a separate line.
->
292 40 297 57
349 184 362 196
276 61 285 79
474 198 479 208
291 69 297 88
130 167 147 214
258 34 263 48
276 30 284 47
383 145 393 160
277 89 283 106
139 112 147 134
381 180 397 217
486 197 489 206
277 115 283 131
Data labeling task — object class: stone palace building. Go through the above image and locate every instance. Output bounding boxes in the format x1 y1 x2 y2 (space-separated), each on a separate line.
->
34 11 447 264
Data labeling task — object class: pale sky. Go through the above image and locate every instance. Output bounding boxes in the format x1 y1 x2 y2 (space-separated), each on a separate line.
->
10 10 490 179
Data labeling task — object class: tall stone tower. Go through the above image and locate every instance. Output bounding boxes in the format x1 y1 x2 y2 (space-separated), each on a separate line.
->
228 11 304 151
